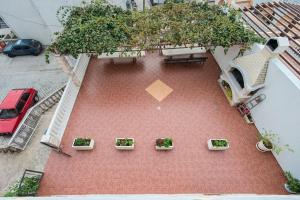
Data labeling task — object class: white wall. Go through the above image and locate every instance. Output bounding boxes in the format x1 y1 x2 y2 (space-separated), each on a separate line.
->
0 0 136 45
212 46 241 71
212 45 300 179
0 0 88 44
251 59 300 179
31 0 84 36
0 0 53 44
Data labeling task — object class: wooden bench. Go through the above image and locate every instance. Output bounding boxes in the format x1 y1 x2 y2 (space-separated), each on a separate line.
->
164 54 208 64
98 51 146 64
162 47 207 64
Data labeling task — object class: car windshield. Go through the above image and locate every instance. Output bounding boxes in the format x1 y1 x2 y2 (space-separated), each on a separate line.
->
0 109 18 119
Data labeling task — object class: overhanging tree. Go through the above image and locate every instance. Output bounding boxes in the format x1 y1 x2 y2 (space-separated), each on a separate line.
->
46 0 264 61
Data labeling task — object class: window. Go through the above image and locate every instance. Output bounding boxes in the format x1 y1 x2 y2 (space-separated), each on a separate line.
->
0 109 18 119
14 46 21 51
32 41 40 47
16 100 25 113
21 93 30 102
23 46 30 50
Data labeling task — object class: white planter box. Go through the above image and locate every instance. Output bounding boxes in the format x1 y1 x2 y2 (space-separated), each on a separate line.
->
155 145 173 150
155 138 173 150
256 140 272 152
284 183 297 194
243 114 254 124
115 138 134 150
72 138 94 150
207 139 229 150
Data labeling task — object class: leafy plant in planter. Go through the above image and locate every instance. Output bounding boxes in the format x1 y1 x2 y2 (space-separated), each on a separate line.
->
73 138 91 146
212 139 228 147
5 176 40 197
257 131 293 154
208 139 229 150
221 80 233 101
284 171 300 194
156 138 173 148
116 138 134 146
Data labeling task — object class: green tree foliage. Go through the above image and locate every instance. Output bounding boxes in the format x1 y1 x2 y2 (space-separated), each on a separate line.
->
47 0 264 60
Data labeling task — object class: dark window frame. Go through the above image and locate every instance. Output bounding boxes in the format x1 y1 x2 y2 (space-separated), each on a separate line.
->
16 100 26 113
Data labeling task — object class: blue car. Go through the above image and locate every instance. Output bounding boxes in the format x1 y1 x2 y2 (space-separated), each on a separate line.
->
3 39 43 57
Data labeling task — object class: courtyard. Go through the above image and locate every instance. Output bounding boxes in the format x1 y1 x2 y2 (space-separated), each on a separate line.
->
38 52 286 195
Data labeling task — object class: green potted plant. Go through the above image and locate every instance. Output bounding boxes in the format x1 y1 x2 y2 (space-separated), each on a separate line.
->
5 176 41 197
207 139 229 150
72 138 94 150
155 138 173 150
284 171 300 194
256 131 293 154
115 138 134 150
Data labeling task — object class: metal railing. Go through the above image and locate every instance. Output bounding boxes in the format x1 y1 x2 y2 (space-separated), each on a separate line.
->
0 86 65 153
41 54 90 148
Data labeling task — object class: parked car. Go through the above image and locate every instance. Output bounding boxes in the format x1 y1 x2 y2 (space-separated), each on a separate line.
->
3 39 42 57
0 41 6 53
0 88 38 135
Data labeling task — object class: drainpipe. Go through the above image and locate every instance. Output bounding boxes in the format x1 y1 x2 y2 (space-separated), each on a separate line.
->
55 55 81 87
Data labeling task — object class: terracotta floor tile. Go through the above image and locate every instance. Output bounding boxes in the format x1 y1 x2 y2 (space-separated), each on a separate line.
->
39 52 286 195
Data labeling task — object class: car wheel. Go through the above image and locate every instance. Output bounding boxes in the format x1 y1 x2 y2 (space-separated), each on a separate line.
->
8 54 15 58
34 95 39 103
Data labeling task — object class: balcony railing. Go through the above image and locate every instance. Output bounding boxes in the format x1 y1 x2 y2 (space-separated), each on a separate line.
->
40 54 90 148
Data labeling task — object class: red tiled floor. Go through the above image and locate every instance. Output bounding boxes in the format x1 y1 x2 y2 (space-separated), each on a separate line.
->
39 52 286 195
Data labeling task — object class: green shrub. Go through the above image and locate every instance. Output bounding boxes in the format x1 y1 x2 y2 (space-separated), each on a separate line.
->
5 176 40 197
285 171 300 193
259 131 293 154
47 0 264 60
156 138 173 148
211 139 228 147
73 138 91 146
116 138 134 146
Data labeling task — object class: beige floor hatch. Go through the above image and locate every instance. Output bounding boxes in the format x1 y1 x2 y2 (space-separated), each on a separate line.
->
145 79 173 102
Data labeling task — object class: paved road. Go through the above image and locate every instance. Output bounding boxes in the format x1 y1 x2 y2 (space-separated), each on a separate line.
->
0 106 56 196
0 52 67 100
0 52 68 146
0 53 68 195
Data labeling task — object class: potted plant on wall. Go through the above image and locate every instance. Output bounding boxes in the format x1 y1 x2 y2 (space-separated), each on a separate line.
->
155 138 173 150
115 138 134 150
284 171 300 194
207 139 230 150
220 80 233 104
256 131 293 154
72 138 94 150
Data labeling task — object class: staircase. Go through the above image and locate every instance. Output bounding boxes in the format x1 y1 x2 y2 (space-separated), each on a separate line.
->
0 17 9 29
0 86 65 153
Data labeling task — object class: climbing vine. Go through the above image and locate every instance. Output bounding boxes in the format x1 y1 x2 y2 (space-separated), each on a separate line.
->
46 0 264 61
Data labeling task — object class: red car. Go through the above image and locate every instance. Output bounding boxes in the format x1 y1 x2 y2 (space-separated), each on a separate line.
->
0 88 38 135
